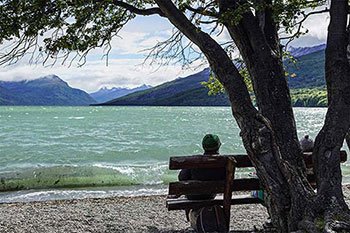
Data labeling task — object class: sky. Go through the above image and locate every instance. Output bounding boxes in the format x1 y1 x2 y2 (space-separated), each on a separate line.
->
0 7 330 93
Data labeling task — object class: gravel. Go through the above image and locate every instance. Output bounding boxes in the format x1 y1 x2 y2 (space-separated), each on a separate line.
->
0 186 349 233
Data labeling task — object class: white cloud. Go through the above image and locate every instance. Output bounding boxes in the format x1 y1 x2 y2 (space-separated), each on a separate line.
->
304 14 329 41
0 16 197 93
109 31 161 55
288 7 330 47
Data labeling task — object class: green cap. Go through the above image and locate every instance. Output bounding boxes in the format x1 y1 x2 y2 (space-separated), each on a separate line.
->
202 134 221 152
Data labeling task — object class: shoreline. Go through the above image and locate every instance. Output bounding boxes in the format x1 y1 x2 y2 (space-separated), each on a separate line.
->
0 186 349 233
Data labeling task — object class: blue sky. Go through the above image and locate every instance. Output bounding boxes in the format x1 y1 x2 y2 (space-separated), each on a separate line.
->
0 9 329 93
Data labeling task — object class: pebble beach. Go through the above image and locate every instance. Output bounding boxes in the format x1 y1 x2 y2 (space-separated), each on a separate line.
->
0 186 349 233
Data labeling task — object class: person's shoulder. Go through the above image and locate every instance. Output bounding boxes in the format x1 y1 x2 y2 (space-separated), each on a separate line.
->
203 152 220 156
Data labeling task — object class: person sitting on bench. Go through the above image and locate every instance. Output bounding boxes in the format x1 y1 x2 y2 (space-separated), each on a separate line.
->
177 134 228 231
178 134 226 200
300 135 314 152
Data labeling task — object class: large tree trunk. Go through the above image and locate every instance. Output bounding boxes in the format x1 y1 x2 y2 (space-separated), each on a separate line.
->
219 0 304 169
312 0 350 230
217 1 314 230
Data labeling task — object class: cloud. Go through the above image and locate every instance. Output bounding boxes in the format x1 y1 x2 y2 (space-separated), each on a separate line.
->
303 14 329 41
0 16 200 93
289 8 329 47
108 31 162 55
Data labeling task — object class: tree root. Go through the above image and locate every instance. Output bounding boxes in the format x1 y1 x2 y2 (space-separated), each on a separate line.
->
324 220 350 233
293 219 350 233
324 210 350 233
293 209 350 233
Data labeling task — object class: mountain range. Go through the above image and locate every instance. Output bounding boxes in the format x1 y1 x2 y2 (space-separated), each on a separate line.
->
95 68 230 106
0 75 96 106
96 45 326 107
90 85 152 103
288 44 326 58
0 44 327 107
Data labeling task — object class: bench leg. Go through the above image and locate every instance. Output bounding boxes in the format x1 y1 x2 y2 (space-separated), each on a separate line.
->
223 157 235 232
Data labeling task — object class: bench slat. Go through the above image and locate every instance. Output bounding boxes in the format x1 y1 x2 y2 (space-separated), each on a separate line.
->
169 155 228 169
168 178 261 195
169 180 224 195
169 155 250 169
304 151 347 168
169 151 347 170
229 154 253 168
166 195 263 210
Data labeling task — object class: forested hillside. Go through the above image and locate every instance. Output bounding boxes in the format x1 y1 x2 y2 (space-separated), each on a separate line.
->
96 49 327 107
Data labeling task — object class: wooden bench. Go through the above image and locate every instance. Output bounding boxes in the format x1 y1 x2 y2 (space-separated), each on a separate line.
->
166 151 347 231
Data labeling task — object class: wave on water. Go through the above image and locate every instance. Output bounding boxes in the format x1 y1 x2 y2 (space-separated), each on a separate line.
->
0 163 177 192
68 116 85 120
0 162 349 193
0 185 168 203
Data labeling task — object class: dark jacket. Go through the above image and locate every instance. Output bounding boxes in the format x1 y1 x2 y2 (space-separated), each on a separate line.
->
178 166 226 200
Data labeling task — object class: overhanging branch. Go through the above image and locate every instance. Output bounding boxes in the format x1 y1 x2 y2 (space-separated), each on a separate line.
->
280 8 329 41
293 8 329 29
111 1 165 17
185 5 219 17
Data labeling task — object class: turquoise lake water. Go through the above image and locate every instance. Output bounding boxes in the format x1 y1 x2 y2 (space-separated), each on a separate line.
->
0 106 349 202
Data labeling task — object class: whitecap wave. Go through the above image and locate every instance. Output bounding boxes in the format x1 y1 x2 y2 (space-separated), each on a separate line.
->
68 116 85 120
0 186 168 203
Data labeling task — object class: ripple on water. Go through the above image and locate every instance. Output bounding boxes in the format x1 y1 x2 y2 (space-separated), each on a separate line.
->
0 106 349 199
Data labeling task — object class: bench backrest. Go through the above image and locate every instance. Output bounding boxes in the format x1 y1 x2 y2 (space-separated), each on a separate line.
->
168 155 260 197
169 155 236 230
168 151 348 196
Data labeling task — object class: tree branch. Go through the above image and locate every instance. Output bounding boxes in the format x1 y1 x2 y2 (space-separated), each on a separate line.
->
154 0 256 120
297 8 329 26
185 5 219 17
111 1 165 17
280 8 329 45
258 0 279 52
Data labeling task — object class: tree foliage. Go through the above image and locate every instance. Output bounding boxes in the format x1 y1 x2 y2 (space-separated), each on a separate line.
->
0 0 139 65
0 0 328 66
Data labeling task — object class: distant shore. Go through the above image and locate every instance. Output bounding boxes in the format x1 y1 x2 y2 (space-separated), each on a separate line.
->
0 186 349 233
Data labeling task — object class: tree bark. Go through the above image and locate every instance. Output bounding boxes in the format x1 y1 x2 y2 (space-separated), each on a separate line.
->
220 1 304 170
217 1 315 230
313 0 350 221
304 1 350 232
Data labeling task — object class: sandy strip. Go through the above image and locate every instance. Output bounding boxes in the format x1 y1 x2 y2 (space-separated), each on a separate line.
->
0 186 349 233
